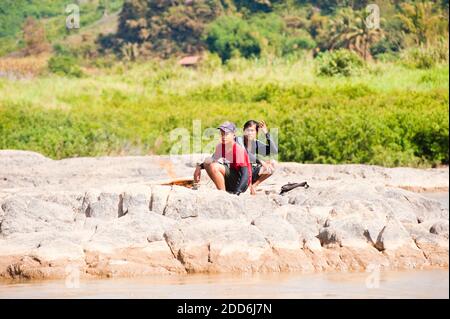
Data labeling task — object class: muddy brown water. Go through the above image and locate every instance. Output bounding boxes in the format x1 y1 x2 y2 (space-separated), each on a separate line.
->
0 269 448 299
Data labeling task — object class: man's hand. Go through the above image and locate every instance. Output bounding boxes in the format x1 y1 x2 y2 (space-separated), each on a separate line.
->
194 166 202 183
259 120 268 135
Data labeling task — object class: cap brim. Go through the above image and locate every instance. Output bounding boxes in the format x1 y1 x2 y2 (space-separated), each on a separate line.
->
219 128 235 133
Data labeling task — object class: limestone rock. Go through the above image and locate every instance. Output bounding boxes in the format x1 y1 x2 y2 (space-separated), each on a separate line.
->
0 196 75 236
0 150 448 280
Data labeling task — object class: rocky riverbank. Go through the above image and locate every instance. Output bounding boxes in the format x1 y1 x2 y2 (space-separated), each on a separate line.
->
0 150 448 280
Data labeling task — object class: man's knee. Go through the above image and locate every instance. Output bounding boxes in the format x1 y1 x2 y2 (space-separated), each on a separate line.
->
205 162 221 173
260 165 275 176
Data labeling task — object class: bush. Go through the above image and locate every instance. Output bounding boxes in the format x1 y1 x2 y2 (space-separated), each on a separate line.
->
48 55 84 77
1 58 448 167
234 0 280 13
375 52 400 63
282 35 316 56
205 16 262 62
315 49 364 77
200 52 223 71
402 42 449 69
3 83 446 166
402 47 436 69
52 43 75 57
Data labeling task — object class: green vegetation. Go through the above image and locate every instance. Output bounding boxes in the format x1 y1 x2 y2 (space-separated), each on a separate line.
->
0 57 448 166
102 0 449 62
0 0 124 56
315 49 364 76
48 55 84 78
0 0 448 168
205 16 262 61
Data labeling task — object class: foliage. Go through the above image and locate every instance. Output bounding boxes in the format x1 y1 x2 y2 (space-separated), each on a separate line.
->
0 58 447 167
397 1 447 46
0 0 124 56
48 55 84 78
401 41 450 69
22 17 51 56
115 0 224 57
315 49 364 76
205 16 262 61
325 8 383 60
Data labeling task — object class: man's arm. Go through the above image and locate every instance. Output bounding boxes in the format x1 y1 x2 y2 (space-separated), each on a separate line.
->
257 121 278 157
233 166 249 195
264 132 278 155
197 145 221 169
194 149 219 183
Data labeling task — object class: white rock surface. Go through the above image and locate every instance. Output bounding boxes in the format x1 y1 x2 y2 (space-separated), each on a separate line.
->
0 150 448 280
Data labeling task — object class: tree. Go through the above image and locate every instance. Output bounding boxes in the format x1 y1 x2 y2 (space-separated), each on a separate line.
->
396 1 447 47
115 0 225 57
22 17 51 56
116 0 149 44
296 0 370 13
233 0 281 13
205 15 262 61
327 8 383 60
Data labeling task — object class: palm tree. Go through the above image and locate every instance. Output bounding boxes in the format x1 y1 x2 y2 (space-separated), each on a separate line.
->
396 1 445 47
327 8 383 60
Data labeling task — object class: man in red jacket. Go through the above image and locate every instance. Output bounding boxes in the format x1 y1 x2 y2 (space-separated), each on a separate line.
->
194 121 252 195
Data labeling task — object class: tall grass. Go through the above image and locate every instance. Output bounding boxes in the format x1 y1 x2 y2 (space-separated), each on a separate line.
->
0 55 50 79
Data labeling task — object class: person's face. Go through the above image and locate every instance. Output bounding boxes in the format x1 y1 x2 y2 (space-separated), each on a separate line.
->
220 130 235 145
244 124 258 141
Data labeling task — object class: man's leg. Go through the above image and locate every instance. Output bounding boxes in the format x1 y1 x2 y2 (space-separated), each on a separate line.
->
252 173 272 188
252 161 275 189
204 162 226 190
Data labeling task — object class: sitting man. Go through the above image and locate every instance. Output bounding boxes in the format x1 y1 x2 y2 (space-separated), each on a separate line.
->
193 121 252 195
236 120 278 195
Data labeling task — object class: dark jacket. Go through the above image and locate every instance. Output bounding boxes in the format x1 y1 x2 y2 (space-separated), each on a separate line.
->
235 133 278 165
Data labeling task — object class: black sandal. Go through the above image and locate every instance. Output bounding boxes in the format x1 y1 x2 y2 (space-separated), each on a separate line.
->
279 182 309 195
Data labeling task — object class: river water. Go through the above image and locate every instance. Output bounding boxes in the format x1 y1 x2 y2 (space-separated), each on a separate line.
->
0 269 448 299
1 192 448 299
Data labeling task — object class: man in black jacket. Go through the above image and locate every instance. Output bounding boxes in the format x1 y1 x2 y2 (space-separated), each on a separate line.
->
236 120 278 195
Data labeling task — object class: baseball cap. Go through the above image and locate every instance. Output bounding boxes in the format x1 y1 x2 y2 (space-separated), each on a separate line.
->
217 121 236 133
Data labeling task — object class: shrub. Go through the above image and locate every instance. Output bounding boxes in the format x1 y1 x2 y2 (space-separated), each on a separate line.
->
1 58 448 168
233 0 280 13
200 52 223 71
401 42 449 69
0 56 48 78
374 52 400 63
48 55 84 77
52 43 75 57
282 35 316 56
402 47 436 69
315 49 364 76
22 17 51 56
